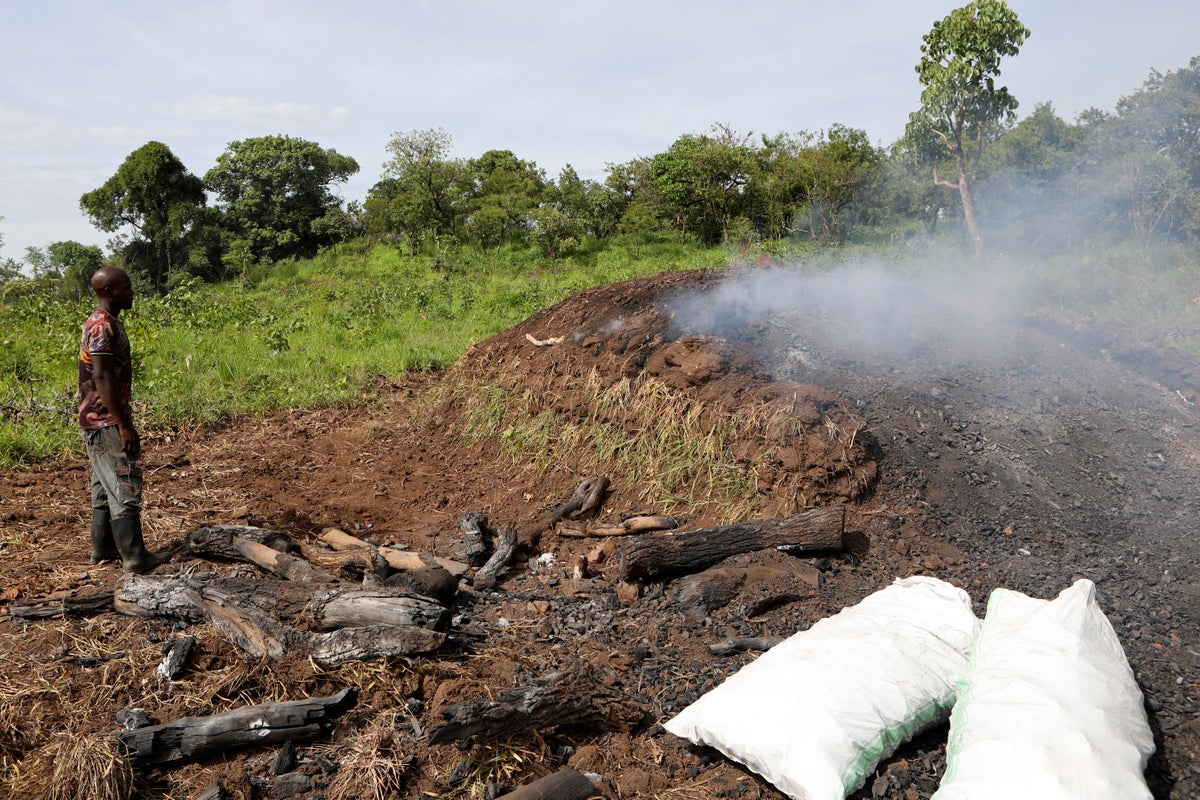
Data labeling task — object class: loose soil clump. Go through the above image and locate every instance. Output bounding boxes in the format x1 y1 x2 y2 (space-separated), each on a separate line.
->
1 265 1196 799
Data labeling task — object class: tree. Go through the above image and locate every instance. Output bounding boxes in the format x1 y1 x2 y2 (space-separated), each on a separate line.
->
461 150 545 251
0 222 19 286
981 103 1085 253
205 135 359 263
1099 57 1200 247
905 0 1030 265
374 128 465 251
651 126 756 245
796 125 882 243
601 157 661 241
49 241 106 300
80 141 206 294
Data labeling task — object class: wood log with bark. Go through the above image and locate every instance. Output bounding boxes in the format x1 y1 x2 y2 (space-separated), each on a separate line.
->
8 589 114 619
187 525 335 582
114 688 357 767
472 525 517 591
428 661 651 747
115 575 447 666
618 505 846 582
318 528 468 577
557 514 682 538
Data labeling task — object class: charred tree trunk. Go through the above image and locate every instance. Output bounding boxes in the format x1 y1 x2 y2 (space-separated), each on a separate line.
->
114 688 357 767
459 512 491 566
8 590 114 619
472 525 517 591
619 505 846 582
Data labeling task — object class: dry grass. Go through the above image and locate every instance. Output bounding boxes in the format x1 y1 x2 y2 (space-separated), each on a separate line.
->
2 731 142 800
434 358 872 520
321 708 414 800
439 733 553 800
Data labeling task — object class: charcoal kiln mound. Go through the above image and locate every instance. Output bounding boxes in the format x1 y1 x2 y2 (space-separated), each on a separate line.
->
0 265 1196 799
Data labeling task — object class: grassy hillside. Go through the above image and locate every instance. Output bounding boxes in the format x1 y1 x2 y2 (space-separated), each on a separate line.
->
0 240 729 468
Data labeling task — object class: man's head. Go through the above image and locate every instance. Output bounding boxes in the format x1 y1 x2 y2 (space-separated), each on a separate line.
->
91 267 134 312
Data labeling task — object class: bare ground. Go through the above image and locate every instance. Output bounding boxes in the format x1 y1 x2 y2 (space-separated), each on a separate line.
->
1 265 1197 799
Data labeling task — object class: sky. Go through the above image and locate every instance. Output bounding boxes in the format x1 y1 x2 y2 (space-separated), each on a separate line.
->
1 0 1197 260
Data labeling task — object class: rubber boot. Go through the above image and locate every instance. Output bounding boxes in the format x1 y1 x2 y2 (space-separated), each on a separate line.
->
111 515 171 574
89 508 119 564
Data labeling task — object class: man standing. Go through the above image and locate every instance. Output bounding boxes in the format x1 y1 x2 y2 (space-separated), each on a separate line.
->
78 267 169 573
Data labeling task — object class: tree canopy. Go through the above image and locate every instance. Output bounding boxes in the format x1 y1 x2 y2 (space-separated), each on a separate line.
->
906 0 1030 264
204 135 359 263
79 141 207 294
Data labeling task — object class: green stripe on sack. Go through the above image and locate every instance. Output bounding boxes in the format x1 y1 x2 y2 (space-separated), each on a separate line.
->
840 695 954 793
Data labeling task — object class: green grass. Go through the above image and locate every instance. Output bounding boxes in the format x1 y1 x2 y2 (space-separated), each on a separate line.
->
0 238 724 468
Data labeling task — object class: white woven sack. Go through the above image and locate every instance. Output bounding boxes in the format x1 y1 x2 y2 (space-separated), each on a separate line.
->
932 579 1155 800
664 576 980 800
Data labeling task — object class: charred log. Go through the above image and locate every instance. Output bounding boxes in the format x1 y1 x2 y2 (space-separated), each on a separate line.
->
459 512 491 566
157 636 195 680
472 525 517 591
8 590 114 619
115 575 446 666
114 688 357 767
619 505 846 582
707 636 784 656
184 525 293 559
319 528 468 577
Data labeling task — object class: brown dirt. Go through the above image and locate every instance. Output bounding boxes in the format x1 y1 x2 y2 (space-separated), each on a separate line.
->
1 265 1197 799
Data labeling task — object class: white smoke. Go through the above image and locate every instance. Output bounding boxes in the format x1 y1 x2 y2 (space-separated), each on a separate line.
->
667 261 1038 381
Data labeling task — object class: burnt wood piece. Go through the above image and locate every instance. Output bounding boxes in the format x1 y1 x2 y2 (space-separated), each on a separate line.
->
459 512 491 566
157 635 196 680
194 782 230 800
707 636 784 656
116 575 448 630
114 688 357 767
115 576 447 666
239 538 335 582
618 505 846 582
319 528 468 577
186 526 333 582
520 478 611 548
472 525 517 591
8 590 114 619
296 541 381 576
497 766 597 800
560 514 683 538
428 663 650 747
185 525 293 559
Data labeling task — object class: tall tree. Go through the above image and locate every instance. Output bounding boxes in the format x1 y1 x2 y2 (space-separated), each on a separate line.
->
80 141 206 294
462 150 545 251
797 124 883 243
651 126 756 245
205 135 359 263
905 0 1029 265
374 127 464 251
